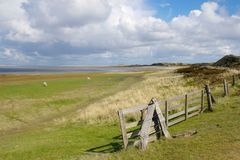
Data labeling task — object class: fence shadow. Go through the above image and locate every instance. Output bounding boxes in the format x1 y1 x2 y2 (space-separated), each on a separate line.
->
86 134 137 154
86 141 123 154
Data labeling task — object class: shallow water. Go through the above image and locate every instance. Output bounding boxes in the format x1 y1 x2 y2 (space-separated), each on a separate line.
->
0 66 148 74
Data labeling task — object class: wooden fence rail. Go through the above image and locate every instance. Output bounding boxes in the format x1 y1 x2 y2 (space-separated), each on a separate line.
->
118 89 209 150
118 75 238 150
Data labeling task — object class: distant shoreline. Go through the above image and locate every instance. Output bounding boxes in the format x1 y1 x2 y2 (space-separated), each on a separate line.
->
0 66 181 75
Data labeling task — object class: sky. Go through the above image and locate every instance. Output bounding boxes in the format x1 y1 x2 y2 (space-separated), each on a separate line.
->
0 0 240 66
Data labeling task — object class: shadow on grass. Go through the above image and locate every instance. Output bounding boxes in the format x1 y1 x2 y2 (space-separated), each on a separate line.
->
86 142 123 153
86 134 138 154
86 133 122 153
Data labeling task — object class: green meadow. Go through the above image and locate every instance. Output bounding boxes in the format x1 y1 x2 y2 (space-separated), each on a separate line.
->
0 72 144 160
0 69 239 160
107 86 240 160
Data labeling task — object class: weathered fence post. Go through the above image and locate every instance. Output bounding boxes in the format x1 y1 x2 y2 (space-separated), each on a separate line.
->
153 98 171 139
211 94 216 104
205 84 213 112
223 79 229 96
185 94 188 120
232 75 236 86
139 104 155 150
138 98 171 150
118 110 128 149
140 109 145 123
201 89 204 113
165 100 168 128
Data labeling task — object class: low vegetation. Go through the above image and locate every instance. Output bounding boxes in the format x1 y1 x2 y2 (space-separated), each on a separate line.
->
82 84 240 160
0 66 239 160
0 72 145 134
72 71 197 124
213 55 240 68
177 65 239 85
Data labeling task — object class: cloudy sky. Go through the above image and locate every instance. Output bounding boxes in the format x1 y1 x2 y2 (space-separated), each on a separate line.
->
0 0 240 66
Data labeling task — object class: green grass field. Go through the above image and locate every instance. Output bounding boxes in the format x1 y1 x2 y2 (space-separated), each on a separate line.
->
0 73 143 130
0 70 239 160
106 86 240 160
0 72 144 160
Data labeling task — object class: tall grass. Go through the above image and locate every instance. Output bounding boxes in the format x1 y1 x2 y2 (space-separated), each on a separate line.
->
72 72 198 124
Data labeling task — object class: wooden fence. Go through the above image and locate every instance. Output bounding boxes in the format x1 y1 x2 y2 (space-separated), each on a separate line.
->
118 75 239 150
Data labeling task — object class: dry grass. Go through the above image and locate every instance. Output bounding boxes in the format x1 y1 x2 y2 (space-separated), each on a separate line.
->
72 71 198 124
177 65 240 85
74 66 239 125
0 72 143 134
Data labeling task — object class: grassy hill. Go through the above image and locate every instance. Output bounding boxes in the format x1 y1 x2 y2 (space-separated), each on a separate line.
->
213 55 240 68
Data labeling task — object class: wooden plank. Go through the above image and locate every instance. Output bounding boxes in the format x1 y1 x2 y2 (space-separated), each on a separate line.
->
118 110 128 149
127 129 140 138
168 117 185 127
156 100 165 107
126 121 140 129
185 94 188 120
122 104 148 114
224 79 228 96
152 110 161 140
227 80 229 95
188 98 201 106
168 95 185 103
165 100 168 127
211 94 216 103
168 110 185 120
155 101 166 113
201 89 204 113
188 111 200 118
149 125 157 135
140 110 145 123
205 84 213 112
188 105 201 113
168 102 185 111
139 104 155 150
153 98 172 139
161 109 165 114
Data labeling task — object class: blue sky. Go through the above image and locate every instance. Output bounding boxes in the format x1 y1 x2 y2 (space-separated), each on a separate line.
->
0 0 239 66
149 0 240 21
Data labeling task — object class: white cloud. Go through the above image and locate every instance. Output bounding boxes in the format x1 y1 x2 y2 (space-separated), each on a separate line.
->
0 0 27 22
201 2 224 23
5 20 45 42
0 0 45 42
0 1 239 65
1 48 31 63
168 2 240 59
24 0 111 28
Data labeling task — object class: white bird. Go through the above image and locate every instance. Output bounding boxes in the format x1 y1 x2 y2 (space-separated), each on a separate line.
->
43 81 48 87
87 77 91 80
